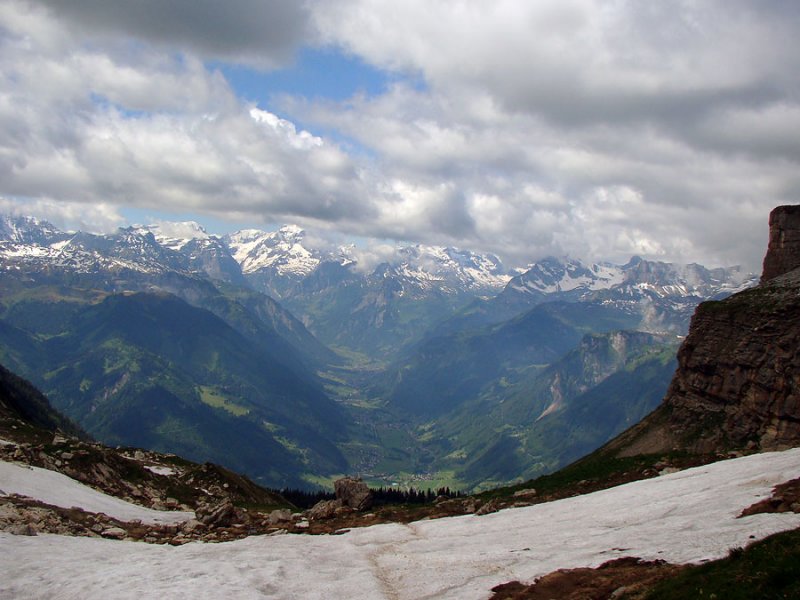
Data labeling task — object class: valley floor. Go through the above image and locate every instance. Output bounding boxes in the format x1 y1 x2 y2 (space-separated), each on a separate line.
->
3 449 800 599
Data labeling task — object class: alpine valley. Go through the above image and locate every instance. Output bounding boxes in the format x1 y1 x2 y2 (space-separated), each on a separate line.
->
0 215 757 490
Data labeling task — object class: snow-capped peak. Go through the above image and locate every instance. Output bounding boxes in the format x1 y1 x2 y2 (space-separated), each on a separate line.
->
504 255 757 301
136 221 210 251
508 256 624 295
278 224 304 238
391 244 511 292
222 227 512 293
0 214 66 246
224 225 320 277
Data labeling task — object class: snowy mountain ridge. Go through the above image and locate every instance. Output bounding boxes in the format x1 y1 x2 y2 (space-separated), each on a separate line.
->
392 244 511 292
222 226 513 293
505 255 756 300
224 225 321 278
0 214 66 246
0 215 756 304
507 256 624 295
135 221 210 251
0 219 186 276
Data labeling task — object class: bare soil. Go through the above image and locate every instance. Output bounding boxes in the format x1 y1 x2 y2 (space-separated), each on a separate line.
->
489 557 685 600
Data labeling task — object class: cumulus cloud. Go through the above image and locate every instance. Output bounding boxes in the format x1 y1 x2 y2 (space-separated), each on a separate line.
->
0 197 124 233
0 2 373 230
298 0 800 270
341 241 402 274
1 1 798 272
36 0 310 68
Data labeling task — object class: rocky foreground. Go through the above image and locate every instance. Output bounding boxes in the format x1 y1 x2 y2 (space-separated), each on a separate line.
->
3 449 800 600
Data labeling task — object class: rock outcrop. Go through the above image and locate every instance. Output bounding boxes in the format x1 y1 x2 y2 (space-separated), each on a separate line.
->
306 477 374 521
334 477 373 511
610 206 800 456
761 205 800 282
306 499 344 520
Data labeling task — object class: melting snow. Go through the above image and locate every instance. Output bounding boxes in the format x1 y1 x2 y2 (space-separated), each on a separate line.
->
3 449 800 599
143 465 177 477
0 461 192 525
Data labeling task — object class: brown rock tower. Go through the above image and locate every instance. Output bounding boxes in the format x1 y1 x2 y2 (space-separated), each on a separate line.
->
761 205 800 282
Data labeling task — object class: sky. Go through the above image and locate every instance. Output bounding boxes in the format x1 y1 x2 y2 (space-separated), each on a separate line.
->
0 1 798 271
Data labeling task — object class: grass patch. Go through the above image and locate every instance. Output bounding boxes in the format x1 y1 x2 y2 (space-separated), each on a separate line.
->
477 447 705 502
197 386 249 416
644 528 800 599
301 472 346 490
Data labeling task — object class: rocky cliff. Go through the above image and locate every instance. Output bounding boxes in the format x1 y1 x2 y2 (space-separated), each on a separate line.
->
762 205 800 283
609 206 800 456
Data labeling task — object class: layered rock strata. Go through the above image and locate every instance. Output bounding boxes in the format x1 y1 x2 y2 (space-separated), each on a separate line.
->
762 205 800 282
612 206 800 456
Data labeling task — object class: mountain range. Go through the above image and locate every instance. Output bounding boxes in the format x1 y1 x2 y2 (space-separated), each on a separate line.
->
2 206 800 600
0 214 757 489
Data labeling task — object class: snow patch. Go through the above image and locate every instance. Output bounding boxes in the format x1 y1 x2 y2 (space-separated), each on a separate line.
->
3 450 800 599
143 465 177 477
0 461 192 525
138 221 209 251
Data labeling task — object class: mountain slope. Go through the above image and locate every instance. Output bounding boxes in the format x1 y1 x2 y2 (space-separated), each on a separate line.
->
421 331 677 488
0 217 332 369
0 292 348 487
224 225 513 358
0 362 86 440
384 300 643 418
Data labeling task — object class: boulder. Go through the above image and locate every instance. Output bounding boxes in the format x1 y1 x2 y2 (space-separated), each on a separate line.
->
100 526 127 540
334 477 373 511
8 523 37 536
475 499 501 516
180 519 205 534
196 499 242 527
306 499 342 520
513 488 538 499
267 509 293 525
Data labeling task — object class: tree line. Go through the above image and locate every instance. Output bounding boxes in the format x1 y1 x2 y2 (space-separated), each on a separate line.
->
280 485 463 509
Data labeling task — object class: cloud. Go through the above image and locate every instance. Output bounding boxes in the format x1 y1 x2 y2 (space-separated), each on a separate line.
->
311 1 799 127
1 1 798 273
0 2 373 230
0 197 124 233
295 0 800 270
36 0 311 68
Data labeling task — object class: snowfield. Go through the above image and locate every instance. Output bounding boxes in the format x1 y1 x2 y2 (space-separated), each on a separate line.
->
0 461 193 525
3 449 800 599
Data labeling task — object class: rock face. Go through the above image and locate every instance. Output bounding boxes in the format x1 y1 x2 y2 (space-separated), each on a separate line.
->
611 206 800 456
762 205 800 282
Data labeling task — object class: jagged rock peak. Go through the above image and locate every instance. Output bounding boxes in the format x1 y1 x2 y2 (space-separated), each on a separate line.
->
761 205 800 282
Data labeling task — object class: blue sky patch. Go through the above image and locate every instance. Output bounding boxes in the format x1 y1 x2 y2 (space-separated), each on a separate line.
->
218 46 394 106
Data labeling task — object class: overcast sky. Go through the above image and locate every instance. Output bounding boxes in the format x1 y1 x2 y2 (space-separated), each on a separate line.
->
1 1 798 270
